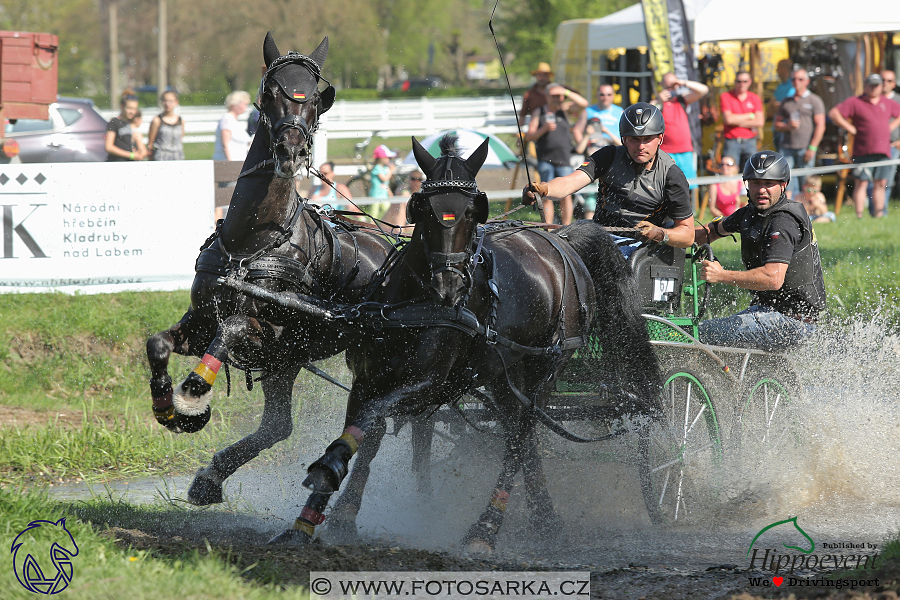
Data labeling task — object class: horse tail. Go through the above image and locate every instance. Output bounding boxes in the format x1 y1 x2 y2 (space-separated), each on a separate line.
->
556 221 662 411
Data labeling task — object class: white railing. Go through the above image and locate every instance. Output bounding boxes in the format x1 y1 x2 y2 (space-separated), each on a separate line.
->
102 95 524 145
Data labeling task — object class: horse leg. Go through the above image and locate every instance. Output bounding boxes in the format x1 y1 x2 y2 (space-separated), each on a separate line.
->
411 414 434 496
320 417 387 543
188 363 301 505
146 308 213 432
171 315 268 433
268 379 432 545
462 408 534 554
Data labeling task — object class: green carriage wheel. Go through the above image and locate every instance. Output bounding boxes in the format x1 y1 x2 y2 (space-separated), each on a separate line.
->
640 369 723 526
734 364 803 460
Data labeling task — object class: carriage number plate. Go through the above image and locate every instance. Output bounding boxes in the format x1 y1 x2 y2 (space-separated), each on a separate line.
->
652 277 675 301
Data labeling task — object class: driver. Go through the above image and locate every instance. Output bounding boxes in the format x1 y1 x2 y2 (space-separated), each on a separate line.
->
694 151 826 351
522 102 695 256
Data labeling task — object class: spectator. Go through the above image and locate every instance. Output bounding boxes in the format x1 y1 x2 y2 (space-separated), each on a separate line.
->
105 89 141 162
130 110 149 160
519 62 554 121
310 161 355 213
524 82 588 225
573 84 623 149
798 175 835 223
148 90 185 161
708 157 746 217
654 72 709 189
774 69 825 198
869 69 900 216
369 144 397 220
213 91 252 162
720 71 765 168
828 73 900 218
768 59 796 151
382 168 423 234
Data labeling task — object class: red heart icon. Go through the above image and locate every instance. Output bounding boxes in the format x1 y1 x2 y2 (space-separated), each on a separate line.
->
773 577 783 587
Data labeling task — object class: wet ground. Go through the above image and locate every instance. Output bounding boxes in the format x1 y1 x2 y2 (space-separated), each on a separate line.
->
43 322 900 598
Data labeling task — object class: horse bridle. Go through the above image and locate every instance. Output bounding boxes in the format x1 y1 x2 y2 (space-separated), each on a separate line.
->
255 51 335 168
407 178 488 293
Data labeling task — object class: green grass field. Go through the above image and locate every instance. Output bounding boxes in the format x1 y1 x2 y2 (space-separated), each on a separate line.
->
2 205 900 597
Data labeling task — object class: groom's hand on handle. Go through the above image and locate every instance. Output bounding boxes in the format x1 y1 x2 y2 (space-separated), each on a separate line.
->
522 181 549 205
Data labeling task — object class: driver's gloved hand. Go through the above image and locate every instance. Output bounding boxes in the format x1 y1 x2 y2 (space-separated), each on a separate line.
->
522 181 549 206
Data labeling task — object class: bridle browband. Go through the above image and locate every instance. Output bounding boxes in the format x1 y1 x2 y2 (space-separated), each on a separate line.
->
252 51 335 176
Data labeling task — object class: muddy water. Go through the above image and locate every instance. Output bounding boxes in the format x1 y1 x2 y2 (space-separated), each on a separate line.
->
49 324 900 592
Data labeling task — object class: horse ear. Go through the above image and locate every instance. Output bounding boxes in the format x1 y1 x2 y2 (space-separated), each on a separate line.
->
310 36 329 70
263 32 280 68
465 137 490 177
412 136 437 174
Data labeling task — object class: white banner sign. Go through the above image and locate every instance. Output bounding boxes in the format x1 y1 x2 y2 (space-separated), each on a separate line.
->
0 161 214 294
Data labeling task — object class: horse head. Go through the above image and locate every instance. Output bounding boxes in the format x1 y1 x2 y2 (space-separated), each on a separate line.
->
408 134 490 306
258 32 335 178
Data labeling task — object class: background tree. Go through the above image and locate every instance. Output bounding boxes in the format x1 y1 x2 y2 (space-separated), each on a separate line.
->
496 0 635 79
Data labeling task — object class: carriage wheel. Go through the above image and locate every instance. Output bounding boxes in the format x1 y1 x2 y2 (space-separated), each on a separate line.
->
640 369 723 526
734 364 802 461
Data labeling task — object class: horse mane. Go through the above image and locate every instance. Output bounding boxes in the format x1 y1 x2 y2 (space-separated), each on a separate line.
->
439 134 462 158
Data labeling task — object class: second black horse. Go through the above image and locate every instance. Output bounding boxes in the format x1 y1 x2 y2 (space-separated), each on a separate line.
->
270 135 662 551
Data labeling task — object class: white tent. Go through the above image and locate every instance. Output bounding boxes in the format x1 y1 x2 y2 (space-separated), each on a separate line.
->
694 0 900 43
553 0 713 96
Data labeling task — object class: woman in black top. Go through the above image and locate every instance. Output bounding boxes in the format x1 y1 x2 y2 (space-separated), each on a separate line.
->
105 89 141 162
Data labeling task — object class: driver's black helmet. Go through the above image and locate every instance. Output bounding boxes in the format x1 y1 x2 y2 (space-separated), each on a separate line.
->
619 102 665 138
742 151 791 185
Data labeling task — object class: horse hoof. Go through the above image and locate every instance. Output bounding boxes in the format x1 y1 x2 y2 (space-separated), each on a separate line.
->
462 522 497 555
187 475 223 506
321 518 360 545
268 528 312 545
465 539 493 555
530 512 565 541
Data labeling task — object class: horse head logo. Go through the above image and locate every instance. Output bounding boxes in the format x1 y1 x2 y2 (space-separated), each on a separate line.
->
747 516 815 557
11 518 80 594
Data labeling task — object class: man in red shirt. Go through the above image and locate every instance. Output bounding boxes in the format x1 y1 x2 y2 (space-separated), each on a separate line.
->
719 71 765 168
829 73 900 218
655 72 709 189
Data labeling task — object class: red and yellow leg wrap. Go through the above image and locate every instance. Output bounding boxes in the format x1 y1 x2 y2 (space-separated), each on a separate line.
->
339 426 364 454
489 489 510 513
300 506 326 525
292 518 316 536
192 354 222 386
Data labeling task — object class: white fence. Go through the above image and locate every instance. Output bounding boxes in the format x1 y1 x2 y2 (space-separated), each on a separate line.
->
101 95 523 145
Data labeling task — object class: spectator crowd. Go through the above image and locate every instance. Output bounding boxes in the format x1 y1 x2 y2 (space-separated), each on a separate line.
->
518 60 900 224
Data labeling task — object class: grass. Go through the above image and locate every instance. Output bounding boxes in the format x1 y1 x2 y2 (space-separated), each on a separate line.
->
0 487 308 599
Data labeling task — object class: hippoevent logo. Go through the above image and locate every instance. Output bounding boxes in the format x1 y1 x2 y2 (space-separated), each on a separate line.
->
11 518 80 594
746 516 881 591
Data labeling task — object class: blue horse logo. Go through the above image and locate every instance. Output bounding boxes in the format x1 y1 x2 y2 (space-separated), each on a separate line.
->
11 518 79 594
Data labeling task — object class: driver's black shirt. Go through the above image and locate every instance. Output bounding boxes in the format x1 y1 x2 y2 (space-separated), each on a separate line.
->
577 145 693 227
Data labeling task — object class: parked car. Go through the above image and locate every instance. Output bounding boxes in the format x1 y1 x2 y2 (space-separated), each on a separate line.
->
4 97 108 162
391 77 443 91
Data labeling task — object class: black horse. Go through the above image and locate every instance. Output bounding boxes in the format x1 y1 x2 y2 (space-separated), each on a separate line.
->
269 135 662 550
145 33 394 504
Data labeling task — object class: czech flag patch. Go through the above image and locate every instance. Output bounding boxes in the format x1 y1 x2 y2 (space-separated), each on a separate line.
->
442 213 456 221
293 92 306 100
